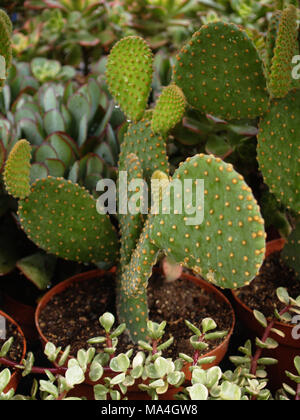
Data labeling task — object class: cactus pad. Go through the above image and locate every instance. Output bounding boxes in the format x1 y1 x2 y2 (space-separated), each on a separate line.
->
257 90 300 215
3 139 32 200
119 153 145 266
281 224 300 280
106 36 153 122
268 5 298 98
265 11 281 79
150 154 266 289
151 84 186 135
173 22 269 121
120 218 159 297
117 283 149 343
0 10 13 35
0 10 12 90
18 177 119 264
118 117 169 184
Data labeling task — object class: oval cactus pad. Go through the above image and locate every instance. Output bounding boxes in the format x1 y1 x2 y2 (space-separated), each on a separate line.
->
257 90 300 216
173 22 268 121
151 154 266 289
106 36 153 122
18 177 119 264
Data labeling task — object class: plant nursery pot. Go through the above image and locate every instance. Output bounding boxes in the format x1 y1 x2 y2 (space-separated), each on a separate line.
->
232 238 300 392
3 294 37 343
35 268 235 400
0 310 27 394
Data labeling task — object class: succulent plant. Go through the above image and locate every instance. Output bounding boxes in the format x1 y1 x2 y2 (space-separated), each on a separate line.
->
15 0 117 70
267 4 298 98
0 64 123 195
3 19 272 342
0 58 125 287
5 2 300 344
170 6 300 282
173 21 269 121
1 294 300 400
30 57 76 83
256 5 300 281
257 90 300 216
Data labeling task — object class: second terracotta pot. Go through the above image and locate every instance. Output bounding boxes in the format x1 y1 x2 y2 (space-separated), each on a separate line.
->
232 238 300 392
35 268 235 400
0 310 27 394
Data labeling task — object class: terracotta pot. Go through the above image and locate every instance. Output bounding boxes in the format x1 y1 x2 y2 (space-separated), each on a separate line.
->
232 238 300 391
3 294 37 343
0 310 27 394
35 268 235 400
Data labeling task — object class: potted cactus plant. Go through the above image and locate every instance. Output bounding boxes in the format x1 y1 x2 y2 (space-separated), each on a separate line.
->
0 12 271 399
219 4 300 390
0 11 124 341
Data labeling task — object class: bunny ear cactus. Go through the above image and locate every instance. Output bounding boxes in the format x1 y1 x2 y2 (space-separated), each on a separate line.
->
268 5 299 98
118 116 170 184
151 84 186 135
119 153 145 267
118 154 266 341
3 140 119 266
265 11 282 78
106 36 153 122
0 10 12 90
18 177 119 265
3 139 32 200
173 21 269 121
0 10 12 36
257 90 300 216
150 154 266 290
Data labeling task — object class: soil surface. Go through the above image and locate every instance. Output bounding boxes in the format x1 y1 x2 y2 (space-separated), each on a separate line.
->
0 315 24 372
38 273 233 360
236 251 300 320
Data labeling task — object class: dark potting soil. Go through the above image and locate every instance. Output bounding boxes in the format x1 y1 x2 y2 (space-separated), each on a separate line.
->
38 273 233 360
0 315 24 372
236 251 300 320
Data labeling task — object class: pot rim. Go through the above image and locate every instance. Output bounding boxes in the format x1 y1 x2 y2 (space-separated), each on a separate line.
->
0 310 27 386
35 267 235 372
231 237 296 330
